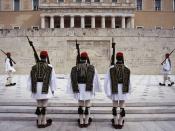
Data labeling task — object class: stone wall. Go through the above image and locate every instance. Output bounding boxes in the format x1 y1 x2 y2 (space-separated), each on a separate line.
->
0 28 175 75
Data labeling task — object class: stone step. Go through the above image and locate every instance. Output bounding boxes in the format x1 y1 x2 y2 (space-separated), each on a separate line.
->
0 101 175 107
0 106 175 114
0 113 175 122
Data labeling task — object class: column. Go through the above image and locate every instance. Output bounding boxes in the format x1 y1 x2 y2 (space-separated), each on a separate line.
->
81 15 85 28
60 15 64 28
131 16 135 28
50 16 54 28
102 16 105 28
122 16 125 29
71 16 74 28
91 16 95 28
41 16 45 29
112 16 115 29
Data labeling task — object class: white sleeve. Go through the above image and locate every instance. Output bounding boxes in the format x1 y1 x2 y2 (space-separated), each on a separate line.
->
163 59 171 71
128 80 132 94
27 74 32 92
5 58 11 72
66 75 74 94
50 67 57 92
93 69 102 92
104 70 112 97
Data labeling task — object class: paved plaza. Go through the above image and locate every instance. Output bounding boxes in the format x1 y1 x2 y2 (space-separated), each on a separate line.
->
0 75 175 131
0 121 175 131
0 74 175 103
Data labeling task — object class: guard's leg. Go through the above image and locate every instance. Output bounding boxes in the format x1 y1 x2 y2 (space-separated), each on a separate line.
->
78 100 84 127
6 71 12 86
118 100 125 129
41 99 48 125
167 76 174 86
159 74 166 86
112 100 118 128
84 100 91 127
36 100 42 127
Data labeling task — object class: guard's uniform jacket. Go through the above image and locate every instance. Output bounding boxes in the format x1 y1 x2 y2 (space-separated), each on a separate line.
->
27 62 57 100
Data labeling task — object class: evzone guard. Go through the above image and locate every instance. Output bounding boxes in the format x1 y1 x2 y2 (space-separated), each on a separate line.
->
104 51 131 129
66 41 101 128
26 37 57 128
1 49 16 86
159 53 174 86
27 51 57 128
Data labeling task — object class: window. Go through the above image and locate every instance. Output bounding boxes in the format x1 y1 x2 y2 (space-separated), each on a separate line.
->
85 0 91 2
112 0 117 2
32 26 39 30
0 0 1 11
155 0 161 11
76 0 82 2
33 0 39 11
85 16 91 28
173 0 175 11
137 0 142 10
136 26 144 29
14 0 20 11
58 0 64 2
94 0 100 2
13 26 20 29
155 26 162 29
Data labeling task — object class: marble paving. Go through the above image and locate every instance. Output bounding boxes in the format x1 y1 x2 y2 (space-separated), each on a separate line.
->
0 74 175 103
0 121 175 131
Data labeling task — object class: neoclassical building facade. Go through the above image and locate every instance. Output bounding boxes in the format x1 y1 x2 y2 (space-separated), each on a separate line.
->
0 0 175 30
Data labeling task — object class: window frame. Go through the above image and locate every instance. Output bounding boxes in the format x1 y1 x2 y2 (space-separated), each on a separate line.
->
75 0 82 3
85 0 91 3
112 0 117 3
155 26 162 30
13 26 20 29
136 26 144 29
32 0 39 11
136 0 142 11
94 0 100 2
57 0 64 3
13 0 21 11
32 26 39 30
0 0 1 11
155 0 161 11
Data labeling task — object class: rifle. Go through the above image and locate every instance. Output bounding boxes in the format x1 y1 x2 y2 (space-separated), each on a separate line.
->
0 49 16 64
76 39 80 65
26 36 40 63
47 56 50 64
110 38 116 66
161 48 175 65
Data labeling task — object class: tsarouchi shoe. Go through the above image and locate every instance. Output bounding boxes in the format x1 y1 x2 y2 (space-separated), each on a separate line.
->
159 83 165 86
168 82 174 87
84 117 92 128
118 120 125 129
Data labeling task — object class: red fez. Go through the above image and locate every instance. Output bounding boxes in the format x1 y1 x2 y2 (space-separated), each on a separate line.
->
116 52 123 57
6 52 11 56
80 51 88 58
165 53 169 58
40 51 48 57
